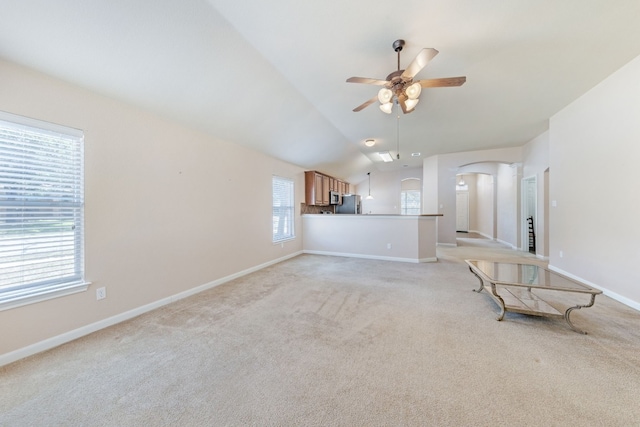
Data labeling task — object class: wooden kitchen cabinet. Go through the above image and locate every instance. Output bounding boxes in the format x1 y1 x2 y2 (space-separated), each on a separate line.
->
305 171 328 206
305 171 350 206
321 175 330 205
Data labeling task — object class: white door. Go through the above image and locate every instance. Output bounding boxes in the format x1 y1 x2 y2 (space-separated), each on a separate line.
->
456 191 469 232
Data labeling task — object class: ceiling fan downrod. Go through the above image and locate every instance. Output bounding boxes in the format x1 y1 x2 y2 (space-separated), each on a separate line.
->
393 39 405 71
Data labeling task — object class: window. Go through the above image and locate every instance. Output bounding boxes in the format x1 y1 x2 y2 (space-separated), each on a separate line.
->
272 176 295 242
0 111 87 311
400 178 421 215
401 190 421 215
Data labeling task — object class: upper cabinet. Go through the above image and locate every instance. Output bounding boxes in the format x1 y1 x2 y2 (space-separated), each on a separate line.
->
305 171 350 206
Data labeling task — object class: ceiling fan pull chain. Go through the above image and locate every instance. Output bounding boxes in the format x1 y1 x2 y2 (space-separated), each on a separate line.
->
397 102 401 159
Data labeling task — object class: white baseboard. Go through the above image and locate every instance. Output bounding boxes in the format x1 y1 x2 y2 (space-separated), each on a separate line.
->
303 250 436 263
437 243 457 247
468 230 494 240
0 251 303 368
548 264 640 312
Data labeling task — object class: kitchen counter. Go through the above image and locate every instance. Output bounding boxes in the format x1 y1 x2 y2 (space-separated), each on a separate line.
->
302 214 441 263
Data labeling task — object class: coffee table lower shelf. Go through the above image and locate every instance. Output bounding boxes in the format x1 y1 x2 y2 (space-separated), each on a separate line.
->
494 286 562 317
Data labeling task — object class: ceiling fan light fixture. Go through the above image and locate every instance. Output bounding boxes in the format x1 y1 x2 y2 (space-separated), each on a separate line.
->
378 87 393 104
347 40 465 115
406 82 422 99
378 151 394 162
405 98 419 111
379 102 393 114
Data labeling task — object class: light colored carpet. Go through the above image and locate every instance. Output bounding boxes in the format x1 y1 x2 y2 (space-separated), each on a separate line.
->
2 238 640 426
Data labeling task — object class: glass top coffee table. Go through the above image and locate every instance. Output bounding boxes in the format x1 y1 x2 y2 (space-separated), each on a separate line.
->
465 260 602 334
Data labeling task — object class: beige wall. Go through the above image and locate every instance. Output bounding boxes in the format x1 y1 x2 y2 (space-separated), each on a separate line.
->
422 147 522 245
354 167 423 215
549 54 640 309
496 163 518 248
522 131 550 257
465 175 478 232
0 60 304 358
475 174 494 239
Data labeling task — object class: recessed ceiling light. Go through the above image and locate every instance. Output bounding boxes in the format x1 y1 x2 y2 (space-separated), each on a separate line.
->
411 152 421 157
365 139 375 147
378 151 394 162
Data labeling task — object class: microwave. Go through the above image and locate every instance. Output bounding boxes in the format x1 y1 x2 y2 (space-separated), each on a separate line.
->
329 191 341 205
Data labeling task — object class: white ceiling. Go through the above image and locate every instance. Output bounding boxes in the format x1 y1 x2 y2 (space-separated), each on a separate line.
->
1 0 640 183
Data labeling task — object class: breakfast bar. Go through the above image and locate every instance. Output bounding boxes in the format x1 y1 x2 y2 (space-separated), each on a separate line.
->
302 214 441 263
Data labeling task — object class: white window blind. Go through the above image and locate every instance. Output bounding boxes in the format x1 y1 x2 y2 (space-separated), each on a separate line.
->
401 190 421 215
0 112 87 310
272 176 294 242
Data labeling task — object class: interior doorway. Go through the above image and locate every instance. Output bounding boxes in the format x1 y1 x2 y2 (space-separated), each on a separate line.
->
522 176 537 253
456 191 469 232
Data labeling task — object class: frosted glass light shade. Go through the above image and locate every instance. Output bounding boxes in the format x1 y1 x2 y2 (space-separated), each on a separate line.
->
405 98 419 111
406 82 422 99
378 88 393 103
379 102 393 114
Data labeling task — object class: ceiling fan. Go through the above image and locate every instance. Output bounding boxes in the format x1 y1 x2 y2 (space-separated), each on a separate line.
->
347 39 466 114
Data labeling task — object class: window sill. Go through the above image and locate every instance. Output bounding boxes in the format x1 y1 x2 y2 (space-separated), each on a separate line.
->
273 236 296 245
0 281 91 312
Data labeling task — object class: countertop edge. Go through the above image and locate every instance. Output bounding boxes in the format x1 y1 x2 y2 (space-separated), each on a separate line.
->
302 214 443 217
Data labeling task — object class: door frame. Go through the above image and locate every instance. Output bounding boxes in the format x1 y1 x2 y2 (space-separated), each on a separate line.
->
521 175 537 253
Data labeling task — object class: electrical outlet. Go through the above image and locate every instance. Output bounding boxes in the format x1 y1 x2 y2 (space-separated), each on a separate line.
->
559 251 564 258
96 287 106 300
387 243 392 249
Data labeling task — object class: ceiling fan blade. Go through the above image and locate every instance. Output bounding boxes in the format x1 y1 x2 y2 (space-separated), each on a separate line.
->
418 76 467 88
401 48 439 79
346 76 389 86
353 96 379 112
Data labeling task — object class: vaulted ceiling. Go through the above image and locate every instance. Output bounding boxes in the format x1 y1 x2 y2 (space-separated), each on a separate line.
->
1 0 640 183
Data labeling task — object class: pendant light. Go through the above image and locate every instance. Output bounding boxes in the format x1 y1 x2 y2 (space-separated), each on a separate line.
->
458 174 465 186
366 172 373 199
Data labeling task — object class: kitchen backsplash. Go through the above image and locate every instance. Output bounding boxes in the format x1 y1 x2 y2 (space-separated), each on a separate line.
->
301 203 334 214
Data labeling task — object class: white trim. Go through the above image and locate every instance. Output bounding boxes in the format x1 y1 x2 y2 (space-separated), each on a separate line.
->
0 110 83 137
0 251 302 367
521 175 537 255
0 281 91 312
469 230 494 240
548 265 640 312
303 249 436 263
438 243 457 247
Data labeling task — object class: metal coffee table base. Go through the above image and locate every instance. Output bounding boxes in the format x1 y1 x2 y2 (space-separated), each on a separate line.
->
466 260 602 334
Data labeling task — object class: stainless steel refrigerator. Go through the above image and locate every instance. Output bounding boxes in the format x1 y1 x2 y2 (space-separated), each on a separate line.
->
336 195 361 214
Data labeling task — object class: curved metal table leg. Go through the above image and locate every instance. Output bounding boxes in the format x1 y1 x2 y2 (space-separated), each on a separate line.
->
469 266 485 293
488 283 506 321
564 294 597 334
